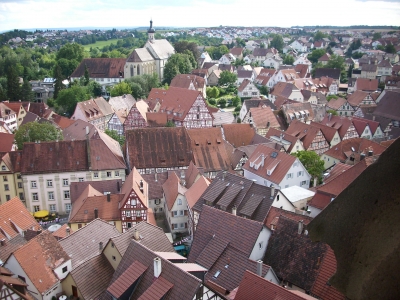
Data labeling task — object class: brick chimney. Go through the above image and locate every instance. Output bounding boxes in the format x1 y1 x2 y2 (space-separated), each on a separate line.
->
154 257 162 278
94 208 99 219
107 192 111 202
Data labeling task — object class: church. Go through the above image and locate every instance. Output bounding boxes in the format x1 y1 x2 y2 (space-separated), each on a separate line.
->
124 20 175 81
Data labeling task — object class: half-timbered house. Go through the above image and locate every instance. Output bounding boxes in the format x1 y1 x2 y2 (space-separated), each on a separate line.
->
320 115 359 141
147 87 213 128
119 168 149 232
123 100 149 131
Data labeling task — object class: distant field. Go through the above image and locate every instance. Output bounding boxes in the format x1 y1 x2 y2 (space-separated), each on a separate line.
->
83 39 121 51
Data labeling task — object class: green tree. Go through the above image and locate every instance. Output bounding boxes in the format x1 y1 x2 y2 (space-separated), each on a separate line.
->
308 49 326 64
292 150 325 186
166 120 176 127
126 73 160 99
385 44 396 54
55 85 90 116
372 32 381 41
174 41 200 62
105 129 125 147
86 80 103 97
232 96 240 107
283 55 294 65
110 81 132 97
56 43 85 78
258 85 269 96
327 109 338 116
313 31 326 41
236 38 245 47
83 65 90 86
53 64 64 100
15 122 63 150
270 35 284 52
6 66 20 101
326 94 339 101
218 71 237 86
326 54 347 82
206 86 219 98
218 98 227 108
163 53 194 84
20 77 33 101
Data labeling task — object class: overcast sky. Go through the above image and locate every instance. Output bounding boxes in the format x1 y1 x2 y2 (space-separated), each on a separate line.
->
1 0 400 32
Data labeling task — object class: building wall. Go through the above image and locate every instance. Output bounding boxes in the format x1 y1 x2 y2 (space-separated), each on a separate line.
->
307 205 322 218
321 154 340 169
0 162 23 205
165 193 189 236
103 241 122 270
271 192 296 211
249 226 270 261
61 274 83 300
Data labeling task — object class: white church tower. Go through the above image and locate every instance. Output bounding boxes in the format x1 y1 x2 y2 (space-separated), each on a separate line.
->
148 19 155 43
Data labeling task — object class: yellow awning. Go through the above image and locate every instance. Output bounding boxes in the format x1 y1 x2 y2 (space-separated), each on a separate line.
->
34 210 49 218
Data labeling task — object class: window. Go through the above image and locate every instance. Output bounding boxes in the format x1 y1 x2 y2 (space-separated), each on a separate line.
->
49 204 56 212
31 180 37 187
63 179 69 186
112 255 116 261
179 210 184 216
1 165 5 171
107 172 112 178
79 178 84 182
65 203 72 213
48 192 54 200
4 184 9 191
3 176 7 182
6 195 10 201
64 190 70 199
155 199 161 205
301 180 307 186
180 223 184 228
62 266 68 273
287 173 293 179
111 242 115 248
173 211 178 217
33 205 40 212
259 241 264 249
115 171 119 177
47 180 53 187
32 193 38 201
18 182 22 188
172 223 178 230
127 222 132 228
177 199 182 205
126 211 131 217
19 192 24 200
94 172 99 178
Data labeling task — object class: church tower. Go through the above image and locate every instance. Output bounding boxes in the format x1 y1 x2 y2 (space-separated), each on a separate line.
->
148 19 155 43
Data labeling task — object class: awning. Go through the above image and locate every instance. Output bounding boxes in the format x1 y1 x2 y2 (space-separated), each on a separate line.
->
34 210 49 218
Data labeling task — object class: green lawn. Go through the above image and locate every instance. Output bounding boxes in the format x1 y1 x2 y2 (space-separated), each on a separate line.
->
83 39 121 51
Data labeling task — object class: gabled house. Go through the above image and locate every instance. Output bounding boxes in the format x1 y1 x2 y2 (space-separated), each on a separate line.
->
237 70 255 85
119 168 149 232
162 171 189 237
290 40 307 53
219 53 236 65
254 68 276 89
270 82 303 103
108 94 136 113
125 127 194 174
71 97 114 131
0 103 17 132
147 87 213 128
102 222 174 270
207 69 222 86
318 53 331 65
320 114 359 141
123 99 150 131
243 105 281 136
21 133 126 215
238 79 260 98
273 69 300 86
4 231 71 300
229 47 244 59
0 151 24 204
377 59 393 78
312 76 338 95
187 127 231 178
265 127 305 154
309 121 341 147
314 68 341 84
170 74 207 98
185 175 209 236
108 109 127 135
188 206 279 299
285 120 330 155
281 102 314 125
360 64 377 79
2 101 27 129
239 98 276 122
0 267 33 300
354 78 379 92
326 97 355 116
320 137 387 169
263 55 283 70
243 144 311 189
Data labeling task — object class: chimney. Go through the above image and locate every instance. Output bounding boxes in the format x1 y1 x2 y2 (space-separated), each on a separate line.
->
99 241 103 252
107 193 111 202
298 220 304 234
270 184 275 198
232 206 237 216
261 154 265 167
0 239 6 246
155 172 158 182
86 126 91 170
222 171 227 180
372 115 376 121
328 113 332 121
94 208 99 219
368 147 373 156
154 257 162 278
256 260 263 277
133 228 140 240
66 227 70 236
117 181 120 192
360 152 366 160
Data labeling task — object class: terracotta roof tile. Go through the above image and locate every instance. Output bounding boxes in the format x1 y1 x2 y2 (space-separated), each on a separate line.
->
137 275 174 300
12 231 70 293
71 253 115 300
59 218 119 268
250 106 280 130
326 97 346 110
314 68 340 80
104 241 201 299
235 270 311 300
125 127 193 170
0 133 14 152
50 113 75 129
185 176 210 209
163 172 186 211
322 163 352 184
187 127 232 172
320 115 356 140
286 120 326 150
222 124 256 147
0 234 27 262
71 58 126 79
141 172 168 200
110 222 174 257
120 167 148 209
263 216 327 292
70 179 122 204
52 224 74 240
373 90 400 120
264 207 313 230
170 74 205 90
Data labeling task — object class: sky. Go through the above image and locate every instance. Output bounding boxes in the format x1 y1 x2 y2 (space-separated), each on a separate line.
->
0 0 400 32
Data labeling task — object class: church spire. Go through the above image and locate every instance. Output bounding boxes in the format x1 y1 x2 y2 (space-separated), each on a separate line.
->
148 19 155 42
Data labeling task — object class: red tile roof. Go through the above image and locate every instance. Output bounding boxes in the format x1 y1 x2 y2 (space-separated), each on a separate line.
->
322 163 352 184
137 276 174 300
71 58 126 79
264 207 313 230
355 78 378 91
170 74 205 90
235 270 311 300
286 120 325 150
52 224 73 240
162 171 186 211
187 127 232 172
250 106 280 130
12 231 70 294
243 144 297 185
347 90 369 107
185 176 210 209
125 127 193 170
120 167 148 209
320 115 356 140
0 133 14 152
222 124 256 147
310 247 345 300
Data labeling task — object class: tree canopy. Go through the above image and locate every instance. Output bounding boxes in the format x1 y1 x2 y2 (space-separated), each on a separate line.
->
110 81 132 97
292 150 325 184
218 71 237 86
270 35 284 52
163 53 195 84
308 49 326 64
55 85 90 116
15 122 63 150
125 73 160 99
105 129 125 146
283 55 294 65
